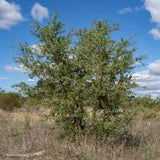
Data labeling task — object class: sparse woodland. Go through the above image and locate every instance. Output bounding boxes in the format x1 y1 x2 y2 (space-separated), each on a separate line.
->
1 15 160 160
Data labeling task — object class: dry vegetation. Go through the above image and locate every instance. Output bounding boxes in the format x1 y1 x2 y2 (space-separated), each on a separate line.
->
1 106 160 160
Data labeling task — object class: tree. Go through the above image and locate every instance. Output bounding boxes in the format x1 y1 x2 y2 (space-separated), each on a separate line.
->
15 15 143 139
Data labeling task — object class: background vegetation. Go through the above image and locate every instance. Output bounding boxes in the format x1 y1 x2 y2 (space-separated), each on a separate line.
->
0 89 23 111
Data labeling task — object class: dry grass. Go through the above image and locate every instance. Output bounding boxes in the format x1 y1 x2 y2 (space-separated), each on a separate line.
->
1 108 160 160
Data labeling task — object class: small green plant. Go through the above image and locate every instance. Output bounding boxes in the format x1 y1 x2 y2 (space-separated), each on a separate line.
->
76 152 92 160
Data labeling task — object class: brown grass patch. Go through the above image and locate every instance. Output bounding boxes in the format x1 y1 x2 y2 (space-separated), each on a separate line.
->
1 108 160 160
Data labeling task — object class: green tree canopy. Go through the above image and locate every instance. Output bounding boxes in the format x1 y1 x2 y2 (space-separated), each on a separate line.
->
15 15 143 139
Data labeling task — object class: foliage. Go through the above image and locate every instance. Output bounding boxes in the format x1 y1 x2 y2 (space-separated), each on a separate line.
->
131 96 160 120
86 111 133 141
15 14 143 140
0 92 23 111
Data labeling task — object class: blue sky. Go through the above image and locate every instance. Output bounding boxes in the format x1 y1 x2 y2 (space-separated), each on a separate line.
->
1 0 160 97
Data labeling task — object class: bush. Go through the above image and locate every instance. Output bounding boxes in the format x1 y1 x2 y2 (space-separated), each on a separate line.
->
15 15 143 140
0 93 23 111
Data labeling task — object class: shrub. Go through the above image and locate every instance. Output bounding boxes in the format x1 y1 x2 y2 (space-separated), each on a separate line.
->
15 14 143 140
0 93 23 111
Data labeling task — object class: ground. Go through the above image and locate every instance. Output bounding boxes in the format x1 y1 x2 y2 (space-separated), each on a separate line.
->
1 106 160 160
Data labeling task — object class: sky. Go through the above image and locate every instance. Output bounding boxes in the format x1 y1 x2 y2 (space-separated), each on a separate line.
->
0 0 160 97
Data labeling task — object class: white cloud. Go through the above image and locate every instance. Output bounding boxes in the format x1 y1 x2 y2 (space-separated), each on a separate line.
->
148 59 160 75
0 0 24 29
31 3 49 21
149 28 160 40
144 0 160 40
119 6 142 15
144 0 160 24
119 7 133 14
4 65 24 72
0 77 8 80
27 78 35 82
133 59 160 98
